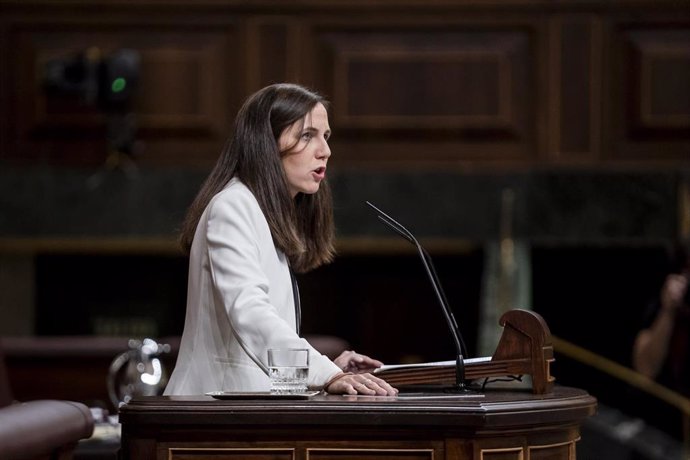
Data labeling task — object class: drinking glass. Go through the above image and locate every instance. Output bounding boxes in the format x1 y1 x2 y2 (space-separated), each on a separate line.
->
267 348 309 394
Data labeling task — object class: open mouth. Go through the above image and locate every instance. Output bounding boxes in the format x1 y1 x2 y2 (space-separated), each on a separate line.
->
314 166 326 175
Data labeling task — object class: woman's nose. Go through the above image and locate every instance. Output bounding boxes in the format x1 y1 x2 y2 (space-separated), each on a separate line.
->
318 140 331 159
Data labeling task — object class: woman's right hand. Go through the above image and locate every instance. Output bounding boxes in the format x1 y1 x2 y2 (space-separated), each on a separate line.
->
324 372 398 396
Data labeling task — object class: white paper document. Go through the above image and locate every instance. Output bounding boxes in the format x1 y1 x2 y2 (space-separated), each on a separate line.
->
375 356 492 373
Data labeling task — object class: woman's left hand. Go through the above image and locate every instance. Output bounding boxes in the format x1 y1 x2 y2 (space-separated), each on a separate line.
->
325 372 398 396
334 350 384 373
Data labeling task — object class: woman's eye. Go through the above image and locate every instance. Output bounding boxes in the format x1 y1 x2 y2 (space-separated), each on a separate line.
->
301 132 313 141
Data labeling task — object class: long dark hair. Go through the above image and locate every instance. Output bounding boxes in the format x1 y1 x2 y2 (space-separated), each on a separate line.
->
179 83 335 273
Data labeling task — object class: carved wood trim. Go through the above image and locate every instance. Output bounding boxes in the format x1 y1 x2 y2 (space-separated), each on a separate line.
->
306 448 435 459
478 446 523 460
167 447 295 460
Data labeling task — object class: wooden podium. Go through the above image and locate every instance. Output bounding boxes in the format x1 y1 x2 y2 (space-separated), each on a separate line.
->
119 310 596 460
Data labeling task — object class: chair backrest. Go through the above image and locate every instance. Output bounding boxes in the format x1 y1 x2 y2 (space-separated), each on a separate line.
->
0 340 15 407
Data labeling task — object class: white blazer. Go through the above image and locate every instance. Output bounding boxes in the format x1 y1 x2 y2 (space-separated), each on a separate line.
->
164 178 341 395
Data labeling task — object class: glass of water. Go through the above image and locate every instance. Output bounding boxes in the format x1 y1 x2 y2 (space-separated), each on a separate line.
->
267 348 309 394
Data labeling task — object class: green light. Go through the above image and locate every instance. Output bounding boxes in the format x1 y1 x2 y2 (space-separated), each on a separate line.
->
111 77 126 93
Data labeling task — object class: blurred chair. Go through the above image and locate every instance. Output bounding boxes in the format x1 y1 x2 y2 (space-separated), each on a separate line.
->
0 340 95 460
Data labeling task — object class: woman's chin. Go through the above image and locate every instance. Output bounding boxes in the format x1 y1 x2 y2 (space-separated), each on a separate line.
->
299 185 321 196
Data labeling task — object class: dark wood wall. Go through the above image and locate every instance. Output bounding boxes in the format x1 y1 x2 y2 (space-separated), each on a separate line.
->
1 0 688 169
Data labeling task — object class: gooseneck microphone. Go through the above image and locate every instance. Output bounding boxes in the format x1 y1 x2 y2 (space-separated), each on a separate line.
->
366 201 469 391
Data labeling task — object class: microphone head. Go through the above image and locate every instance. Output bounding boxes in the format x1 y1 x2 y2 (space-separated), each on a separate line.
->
366 201 415 244
365 200 383 214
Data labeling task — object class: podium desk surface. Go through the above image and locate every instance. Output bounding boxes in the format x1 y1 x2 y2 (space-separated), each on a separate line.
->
120 385 596 428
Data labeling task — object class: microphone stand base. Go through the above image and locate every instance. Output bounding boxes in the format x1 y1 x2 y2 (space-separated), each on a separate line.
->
442 383 476 394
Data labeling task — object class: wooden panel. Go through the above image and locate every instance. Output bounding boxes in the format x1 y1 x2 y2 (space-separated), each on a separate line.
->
548 16 601 161
315 28 536 163
337 52 507 126
632 30 690 130
528 440 576 460
1 0 689 168
8 24 234 165
478 447 523 460
473 427 580 460
610 26 690 160
321 31 528 131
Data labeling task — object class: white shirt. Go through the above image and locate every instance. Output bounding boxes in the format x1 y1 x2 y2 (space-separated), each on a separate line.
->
164 178 341 395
